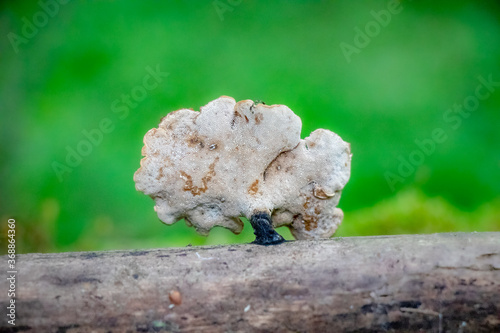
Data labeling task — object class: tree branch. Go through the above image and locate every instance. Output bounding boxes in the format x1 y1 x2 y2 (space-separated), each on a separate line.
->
1 232 499 332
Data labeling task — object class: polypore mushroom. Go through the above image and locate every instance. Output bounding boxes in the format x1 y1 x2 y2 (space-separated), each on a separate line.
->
134 96 351 245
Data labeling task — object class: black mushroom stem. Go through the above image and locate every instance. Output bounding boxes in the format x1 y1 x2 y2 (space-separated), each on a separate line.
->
249 212 285 245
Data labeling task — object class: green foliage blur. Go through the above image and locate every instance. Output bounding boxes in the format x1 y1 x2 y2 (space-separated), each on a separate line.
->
1 0 499 254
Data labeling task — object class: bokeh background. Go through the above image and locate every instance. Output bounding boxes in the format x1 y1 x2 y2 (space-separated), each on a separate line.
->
1 0 499 254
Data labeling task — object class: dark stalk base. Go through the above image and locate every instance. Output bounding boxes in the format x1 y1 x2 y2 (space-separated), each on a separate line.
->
249 212 285 246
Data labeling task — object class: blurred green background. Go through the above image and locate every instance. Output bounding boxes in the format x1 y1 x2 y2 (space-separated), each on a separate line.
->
1 0 499 254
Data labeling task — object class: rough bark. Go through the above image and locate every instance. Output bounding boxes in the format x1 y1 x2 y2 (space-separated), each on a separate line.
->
1 232 499 333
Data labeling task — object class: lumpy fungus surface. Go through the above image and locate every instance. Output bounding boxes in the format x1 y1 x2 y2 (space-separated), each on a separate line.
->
134 96 351 243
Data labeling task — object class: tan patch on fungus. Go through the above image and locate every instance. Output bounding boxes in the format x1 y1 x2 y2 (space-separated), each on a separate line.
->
157 167 165 181
231 110 242 128
187 135 204 148
255 113 263 124
180 157 219 196
313 186 335 199
248 179 259 195
302 196 319 231
303 215 318 231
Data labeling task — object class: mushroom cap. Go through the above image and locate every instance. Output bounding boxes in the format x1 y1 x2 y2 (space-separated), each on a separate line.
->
134 96 351 238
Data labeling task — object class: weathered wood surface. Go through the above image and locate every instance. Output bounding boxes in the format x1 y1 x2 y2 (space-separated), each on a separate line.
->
1 232 499 332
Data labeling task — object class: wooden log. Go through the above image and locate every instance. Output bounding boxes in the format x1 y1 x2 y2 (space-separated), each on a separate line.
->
1 232 499 332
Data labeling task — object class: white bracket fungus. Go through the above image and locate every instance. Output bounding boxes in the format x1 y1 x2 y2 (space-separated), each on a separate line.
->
134 96 351 245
